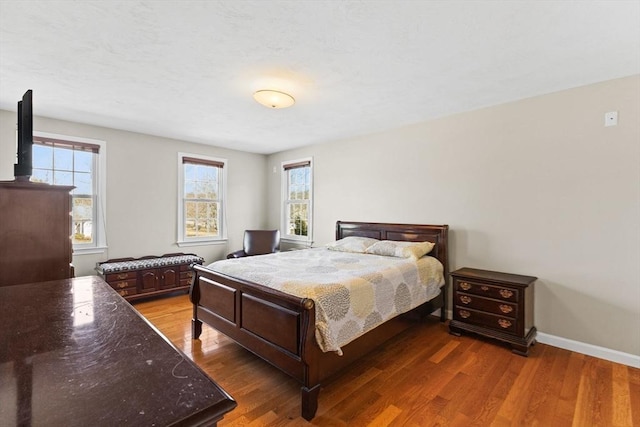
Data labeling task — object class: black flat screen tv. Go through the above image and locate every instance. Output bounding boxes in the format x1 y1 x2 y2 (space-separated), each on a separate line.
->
14 89 33 180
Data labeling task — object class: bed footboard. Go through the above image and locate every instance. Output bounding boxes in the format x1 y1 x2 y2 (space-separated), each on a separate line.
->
190 263 324 419
190 263 316 379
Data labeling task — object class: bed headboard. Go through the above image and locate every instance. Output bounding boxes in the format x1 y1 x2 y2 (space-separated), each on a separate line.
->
335 221 449 278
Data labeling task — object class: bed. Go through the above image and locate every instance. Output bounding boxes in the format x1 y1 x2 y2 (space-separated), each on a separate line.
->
189 221 449 420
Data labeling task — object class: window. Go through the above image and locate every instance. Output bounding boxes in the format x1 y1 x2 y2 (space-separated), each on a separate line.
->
31 132 107 253
178 153 226 245
281 158 313 243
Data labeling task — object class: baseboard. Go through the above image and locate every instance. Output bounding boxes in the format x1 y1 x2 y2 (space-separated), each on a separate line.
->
536 332 640 368
433 309 639 368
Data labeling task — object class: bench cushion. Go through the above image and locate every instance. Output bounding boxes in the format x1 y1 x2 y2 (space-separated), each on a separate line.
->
97 254 204 274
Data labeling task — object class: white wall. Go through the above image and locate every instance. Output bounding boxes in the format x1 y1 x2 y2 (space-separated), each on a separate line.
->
267 75 640 356
0 111 268 276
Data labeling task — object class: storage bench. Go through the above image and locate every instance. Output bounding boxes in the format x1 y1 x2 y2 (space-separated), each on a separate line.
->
96 253 204 301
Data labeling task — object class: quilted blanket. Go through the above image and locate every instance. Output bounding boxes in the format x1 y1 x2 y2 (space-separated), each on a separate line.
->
207 248 444 354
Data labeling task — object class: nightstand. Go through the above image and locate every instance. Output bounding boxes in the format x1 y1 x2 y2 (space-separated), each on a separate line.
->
449 267 537 356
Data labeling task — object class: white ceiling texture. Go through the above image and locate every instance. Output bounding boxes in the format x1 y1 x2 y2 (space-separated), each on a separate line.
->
1 1 639 154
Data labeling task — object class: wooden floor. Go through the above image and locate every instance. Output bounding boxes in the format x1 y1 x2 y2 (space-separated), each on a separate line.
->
134 293 640 427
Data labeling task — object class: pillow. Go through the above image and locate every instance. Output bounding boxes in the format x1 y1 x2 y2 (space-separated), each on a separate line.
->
365 240 435 259
326 236 379 253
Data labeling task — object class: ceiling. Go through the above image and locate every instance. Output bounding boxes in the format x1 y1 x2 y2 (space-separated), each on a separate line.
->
1 1 638 155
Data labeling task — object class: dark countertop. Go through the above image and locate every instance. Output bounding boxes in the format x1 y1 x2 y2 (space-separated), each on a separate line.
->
0 276 236 426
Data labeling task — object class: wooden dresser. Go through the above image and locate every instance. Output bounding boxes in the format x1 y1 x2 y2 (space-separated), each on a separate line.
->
96 253 204 301
0 180 74 286
449 267 537 356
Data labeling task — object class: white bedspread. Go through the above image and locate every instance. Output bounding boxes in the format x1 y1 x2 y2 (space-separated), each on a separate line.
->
207 248 444 354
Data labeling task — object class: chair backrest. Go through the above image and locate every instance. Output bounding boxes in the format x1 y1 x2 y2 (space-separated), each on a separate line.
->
243 230 280 256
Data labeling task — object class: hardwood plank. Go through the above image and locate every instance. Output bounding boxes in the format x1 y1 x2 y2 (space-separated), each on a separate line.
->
572 356 600 427
512 344 558 425
457 350 509 421
133 294 640 426
428 340 460 364
627 366 640 427
529 345 571 426
366 404 402 426
611 363 633 427
593 358 614 427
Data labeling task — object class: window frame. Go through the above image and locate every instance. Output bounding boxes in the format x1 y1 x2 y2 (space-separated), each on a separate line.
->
177 152 227 247
280 157 313 244
32 131 107 255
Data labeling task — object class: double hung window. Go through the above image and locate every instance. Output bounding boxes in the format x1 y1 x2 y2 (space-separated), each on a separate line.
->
31 132 106 253
178 153 226 245
281 158 313 243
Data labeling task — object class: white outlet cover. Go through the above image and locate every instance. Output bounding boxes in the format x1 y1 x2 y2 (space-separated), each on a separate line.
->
605 111 618 127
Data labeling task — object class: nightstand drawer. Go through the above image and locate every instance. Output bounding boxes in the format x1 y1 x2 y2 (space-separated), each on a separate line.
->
455 292 518 318
455 279 519 302
454 307 518 334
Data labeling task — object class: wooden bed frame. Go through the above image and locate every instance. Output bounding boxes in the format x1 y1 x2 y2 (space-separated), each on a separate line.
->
190 221 449 420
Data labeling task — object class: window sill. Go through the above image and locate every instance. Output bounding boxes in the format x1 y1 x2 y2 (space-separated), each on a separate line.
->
177 239 227 248
73 246 108 256
281 237 313 247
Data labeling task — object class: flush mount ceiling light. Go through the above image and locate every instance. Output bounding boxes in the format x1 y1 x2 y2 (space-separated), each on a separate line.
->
253 90 295 109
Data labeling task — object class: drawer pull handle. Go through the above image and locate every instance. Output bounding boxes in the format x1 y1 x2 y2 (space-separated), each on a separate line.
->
459 295 472 304
459 310 471 319
187 272 194 278
118 290 128 297
499 289 514 299
116 281 128 289
459 282 471 291
117 273 128 280
499 304 513 314
498 319 512 328
481 285 489 291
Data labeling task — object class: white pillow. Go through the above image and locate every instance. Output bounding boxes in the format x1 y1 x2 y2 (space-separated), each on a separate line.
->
365 240 435 259
326 236 379 253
